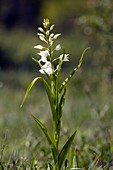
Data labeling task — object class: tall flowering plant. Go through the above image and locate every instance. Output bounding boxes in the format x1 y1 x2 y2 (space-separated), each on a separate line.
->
21 18 89 170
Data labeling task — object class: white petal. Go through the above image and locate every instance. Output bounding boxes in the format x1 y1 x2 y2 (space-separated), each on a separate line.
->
34 45 43 50
64 54 69 61
39 61 53 75
39 69 45 74
38 27 45 33
38 50 49 58
41 56 47 62
50 24 55 31
64 57 69 61
59 54 63 60
37 33 44 36
54 34 61 39
59 54 69 61
44 61 52 68
50 33 54 38
45 67 53 75
39 35 45 41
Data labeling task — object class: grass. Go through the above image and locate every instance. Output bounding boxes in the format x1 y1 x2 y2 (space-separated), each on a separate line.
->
0 69 113 169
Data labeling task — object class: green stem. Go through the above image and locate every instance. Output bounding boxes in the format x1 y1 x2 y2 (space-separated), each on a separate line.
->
56 73 59 148
54 165 58 170
51 72 61 169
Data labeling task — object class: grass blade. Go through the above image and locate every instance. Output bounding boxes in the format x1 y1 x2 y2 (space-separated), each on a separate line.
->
58 131 76 169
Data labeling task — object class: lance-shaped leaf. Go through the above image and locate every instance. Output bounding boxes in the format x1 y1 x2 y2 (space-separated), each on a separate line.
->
32 115 57 163
59 47 90 93
58 131 76 169
20 77 39 107
20 77 56 120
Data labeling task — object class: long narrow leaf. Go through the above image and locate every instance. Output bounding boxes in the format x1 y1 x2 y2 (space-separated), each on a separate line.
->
59 47 90 93
41 77 56 120
32 115 57 162
20 77 40 107
20 77 56 120
58 131 76 169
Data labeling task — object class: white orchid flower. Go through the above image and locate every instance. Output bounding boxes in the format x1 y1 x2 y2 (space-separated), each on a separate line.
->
55 44 61 51
59 54 69 61
39 61 53 75
38 50 49 57
38 50 49 62
39 56 47 63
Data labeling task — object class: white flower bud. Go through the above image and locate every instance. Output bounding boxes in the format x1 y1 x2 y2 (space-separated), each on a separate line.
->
39 35 46 42
54 34 61 39
55 44 61 51
50 24 55 31
39 61 53 75
38 27 45 33
50 33 54 38
34 45 43 50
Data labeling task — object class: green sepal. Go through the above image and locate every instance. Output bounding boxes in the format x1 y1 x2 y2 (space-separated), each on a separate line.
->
58 131 76 169
32 115 57 163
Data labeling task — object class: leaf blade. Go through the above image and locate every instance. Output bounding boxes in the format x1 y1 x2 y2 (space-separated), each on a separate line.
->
40 77 56 119
32 115 57 162
58 131 76 169
20 77 40 107
20 77 56 120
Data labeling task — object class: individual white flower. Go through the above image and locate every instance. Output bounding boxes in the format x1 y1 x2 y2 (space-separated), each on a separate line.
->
39 56 47 63
38 50 49 58
45 67 53 75
38 50 49 62
34 45 43 50
59 54 69 61
39 61 53 75
55 44 61 51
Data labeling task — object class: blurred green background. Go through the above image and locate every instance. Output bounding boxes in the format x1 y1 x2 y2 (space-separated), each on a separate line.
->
0 0 113 165
0 0 113 70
